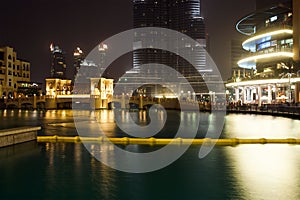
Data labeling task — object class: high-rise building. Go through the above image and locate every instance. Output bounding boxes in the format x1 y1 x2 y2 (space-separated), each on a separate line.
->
133 0 205 39
73 47 84 81
127 0 207 96
50 43 67 79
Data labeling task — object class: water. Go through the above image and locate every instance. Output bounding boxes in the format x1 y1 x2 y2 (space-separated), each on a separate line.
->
1 109 300 199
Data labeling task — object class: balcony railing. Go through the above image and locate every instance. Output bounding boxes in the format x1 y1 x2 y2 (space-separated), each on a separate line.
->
238 46 293 67
242 46 293 58
255 22 292 36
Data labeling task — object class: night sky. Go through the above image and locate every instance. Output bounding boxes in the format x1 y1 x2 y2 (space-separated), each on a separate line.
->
1 0 279 85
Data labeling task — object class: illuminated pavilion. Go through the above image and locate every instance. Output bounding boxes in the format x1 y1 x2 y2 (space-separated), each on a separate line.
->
226 0 300 106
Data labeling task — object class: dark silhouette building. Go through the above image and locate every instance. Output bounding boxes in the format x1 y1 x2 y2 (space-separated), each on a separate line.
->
130 0 208 95
73 47 84 81
50 43 67 79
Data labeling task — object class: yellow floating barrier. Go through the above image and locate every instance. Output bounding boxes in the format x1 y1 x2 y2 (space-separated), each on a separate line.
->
36 136 300 146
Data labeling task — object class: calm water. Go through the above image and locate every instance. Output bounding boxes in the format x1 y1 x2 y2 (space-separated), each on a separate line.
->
1 109 300 199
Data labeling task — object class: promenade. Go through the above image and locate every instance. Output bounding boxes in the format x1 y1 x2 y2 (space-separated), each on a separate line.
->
227 103 300 119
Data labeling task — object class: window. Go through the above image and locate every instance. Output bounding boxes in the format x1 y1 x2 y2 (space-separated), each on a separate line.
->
0 52 4 60
270 16 277 22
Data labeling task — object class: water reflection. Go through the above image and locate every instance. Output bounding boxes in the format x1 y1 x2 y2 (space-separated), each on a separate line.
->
1 109 300 139
225 145 300 199
223 114 300 139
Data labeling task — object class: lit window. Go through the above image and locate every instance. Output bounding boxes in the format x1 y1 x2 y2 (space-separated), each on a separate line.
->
270 16 277 22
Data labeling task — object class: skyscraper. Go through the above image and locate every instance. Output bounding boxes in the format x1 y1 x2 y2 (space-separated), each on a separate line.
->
131 0 207 95
50 43 67 79
73 47 84 81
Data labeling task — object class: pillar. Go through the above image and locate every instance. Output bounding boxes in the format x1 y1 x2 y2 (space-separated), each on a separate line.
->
295 82 300 103
45 98 57 109
102 99 108 109
121 93 126 109
33 94 37 110
257 86 262 106
273 84 278 103
250 88 254 102
235 88 239 102
242 87 246 104
247 88 251 103
267 85 272 104
139 96 143 110
18 98 22 108
94 97 101 109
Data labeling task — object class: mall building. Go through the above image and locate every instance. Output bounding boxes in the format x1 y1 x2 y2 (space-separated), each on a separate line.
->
226 0 300 105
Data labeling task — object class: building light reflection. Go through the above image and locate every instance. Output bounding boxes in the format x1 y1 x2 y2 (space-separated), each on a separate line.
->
225 145 300 199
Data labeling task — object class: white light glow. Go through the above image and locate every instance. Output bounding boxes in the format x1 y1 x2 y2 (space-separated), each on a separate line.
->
57 94 90 99
242 29 293 47
238 52 294 66
226 77 300 87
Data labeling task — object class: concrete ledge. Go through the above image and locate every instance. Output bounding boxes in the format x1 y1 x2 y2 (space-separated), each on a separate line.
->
0 127 41 148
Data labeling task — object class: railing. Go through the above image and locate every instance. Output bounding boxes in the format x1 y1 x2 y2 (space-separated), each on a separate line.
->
255 23 292 36
240 46 293 60
227 104 300 117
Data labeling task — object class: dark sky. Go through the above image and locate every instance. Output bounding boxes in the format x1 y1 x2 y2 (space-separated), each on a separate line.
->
1 0 274 84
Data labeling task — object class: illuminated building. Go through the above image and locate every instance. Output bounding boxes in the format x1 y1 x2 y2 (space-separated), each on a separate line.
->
50 43 67 79
45 78 72 96
0 46 41 98
125 0 208 97
226 0 300 105
73 47 84 81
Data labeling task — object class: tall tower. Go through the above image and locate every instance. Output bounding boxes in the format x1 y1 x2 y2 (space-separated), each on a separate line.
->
73 47 84 81
132 0 207 94
50 43 67 79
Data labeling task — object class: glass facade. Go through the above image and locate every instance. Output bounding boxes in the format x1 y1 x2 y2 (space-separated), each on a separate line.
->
130 0 207 95
50 44 67 79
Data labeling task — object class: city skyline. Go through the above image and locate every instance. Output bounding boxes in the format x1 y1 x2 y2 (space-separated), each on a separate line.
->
1 0 284 84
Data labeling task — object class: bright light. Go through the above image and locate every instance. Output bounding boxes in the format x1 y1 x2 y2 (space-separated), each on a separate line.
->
98 43 108 51
155 95 178 98
238 52 294 66
50 43 54 51
270 16 277 22
242 29 293 47
226 77 300 87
